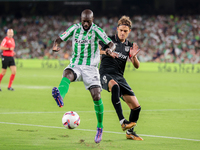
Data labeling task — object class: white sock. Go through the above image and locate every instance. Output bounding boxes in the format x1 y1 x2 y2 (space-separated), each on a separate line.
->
120 118 125 125
127 127 135 134
127 130 131 134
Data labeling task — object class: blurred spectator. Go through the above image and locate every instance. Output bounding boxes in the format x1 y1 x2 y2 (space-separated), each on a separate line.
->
0 15 200 63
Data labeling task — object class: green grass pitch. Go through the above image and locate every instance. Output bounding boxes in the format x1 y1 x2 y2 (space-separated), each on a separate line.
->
0 59 200 150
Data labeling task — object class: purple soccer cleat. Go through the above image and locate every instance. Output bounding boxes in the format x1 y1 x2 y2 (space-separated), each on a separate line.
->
95 127 103 143
52 87 64 107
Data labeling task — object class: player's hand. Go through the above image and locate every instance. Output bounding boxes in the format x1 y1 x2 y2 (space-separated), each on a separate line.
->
105 48 118 58
10 47 14 50
130 43 140 57
110 52 119 58
52 43 60 52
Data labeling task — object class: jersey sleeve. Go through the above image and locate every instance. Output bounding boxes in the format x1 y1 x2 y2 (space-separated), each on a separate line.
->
60 24 76 41
99 41 109 50
95 27 111 45
0 38 7 47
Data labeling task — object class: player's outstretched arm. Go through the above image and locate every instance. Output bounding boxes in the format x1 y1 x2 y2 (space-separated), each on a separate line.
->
52 37 63 52
105 42 118 58
130 43 140 69
99 43 118 58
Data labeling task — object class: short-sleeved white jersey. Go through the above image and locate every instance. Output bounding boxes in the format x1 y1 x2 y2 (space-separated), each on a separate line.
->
60 23 111 67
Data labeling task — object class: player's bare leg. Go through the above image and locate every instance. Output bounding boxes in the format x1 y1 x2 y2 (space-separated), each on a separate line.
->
90 86 104 143
123 95 143 140
8 66 16 91
123 95 140 109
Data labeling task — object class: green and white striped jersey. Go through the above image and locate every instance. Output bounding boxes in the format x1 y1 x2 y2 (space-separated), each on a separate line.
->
60 23 111 67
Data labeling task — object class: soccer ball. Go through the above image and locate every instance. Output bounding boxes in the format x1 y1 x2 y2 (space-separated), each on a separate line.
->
62 111 80 129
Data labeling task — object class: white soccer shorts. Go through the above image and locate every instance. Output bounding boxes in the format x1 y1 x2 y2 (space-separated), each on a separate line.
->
64 65 101 90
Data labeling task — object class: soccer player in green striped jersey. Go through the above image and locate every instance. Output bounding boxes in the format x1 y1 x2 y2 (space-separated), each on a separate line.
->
52 9 116 143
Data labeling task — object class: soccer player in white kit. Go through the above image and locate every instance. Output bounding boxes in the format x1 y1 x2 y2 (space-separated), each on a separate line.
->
52 9 116 143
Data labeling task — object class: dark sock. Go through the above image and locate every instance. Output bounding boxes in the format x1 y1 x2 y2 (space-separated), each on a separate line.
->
111 84 124 121
129 106 141 123
127 127 134 133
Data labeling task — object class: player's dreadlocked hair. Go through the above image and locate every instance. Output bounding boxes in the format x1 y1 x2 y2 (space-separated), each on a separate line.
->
118 16 132 29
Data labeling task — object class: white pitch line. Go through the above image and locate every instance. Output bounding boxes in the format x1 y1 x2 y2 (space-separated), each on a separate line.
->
0 110 114 114
0 109 200 115
0 121 199 142
142 109 200 111
0 84 52 89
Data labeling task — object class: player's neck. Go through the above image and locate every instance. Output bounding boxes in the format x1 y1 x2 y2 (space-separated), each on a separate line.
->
119 39 126 43
7 36 12 39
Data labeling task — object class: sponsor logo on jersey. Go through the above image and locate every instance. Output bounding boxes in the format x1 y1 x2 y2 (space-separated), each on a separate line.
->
88 32 92 38
82 36 86 40
75 33 80 38
125 46 130 52
74 38 91 44
114 52 128 59
104 35 108 39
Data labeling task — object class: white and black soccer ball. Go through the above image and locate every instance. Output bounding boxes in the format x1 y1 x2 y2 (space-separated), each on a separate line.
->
62 111 80 129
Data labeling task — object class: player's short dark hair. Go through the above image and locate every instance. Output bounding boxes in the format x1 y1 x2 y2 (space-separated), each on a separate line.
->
118 16 132 29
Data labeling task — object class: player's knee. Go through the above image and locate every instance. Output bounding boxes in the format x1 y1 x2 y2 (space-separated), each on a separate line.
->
89 86 101 101
92 93 101 101
1 72 6 76
91 90 101 101
111 84 119 93
138 105 141 111
133 105 141 111
63 69 75 82
12 70 16 75
111 84 120 102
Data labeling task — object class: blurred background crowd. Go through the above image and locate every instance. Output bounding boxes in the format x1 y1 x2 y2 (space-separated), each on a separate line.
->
0 0 200 64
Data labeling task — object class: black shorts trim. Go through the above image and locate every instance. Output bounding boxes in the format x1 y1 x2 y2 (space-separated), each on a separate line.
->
1 56 15 69
100 73 135 96
88 85 101 90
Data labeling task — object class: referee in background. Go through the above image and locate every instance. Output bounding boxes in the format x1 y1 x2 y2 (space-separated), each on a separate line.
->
0 29 16 91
